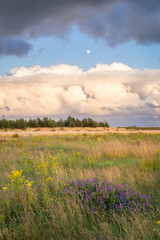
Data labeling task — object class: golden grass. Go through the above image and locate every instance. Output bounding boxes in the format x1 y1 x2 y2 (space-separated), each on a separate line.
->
0 127 160 138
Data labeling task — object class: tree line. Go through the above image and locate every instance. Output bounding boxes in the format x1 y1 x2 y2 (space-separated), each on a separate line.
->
0 116 109 129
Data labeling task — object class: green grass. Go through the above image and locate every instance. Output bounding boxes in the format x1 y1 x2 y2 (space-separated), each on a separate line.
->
0 133 160 239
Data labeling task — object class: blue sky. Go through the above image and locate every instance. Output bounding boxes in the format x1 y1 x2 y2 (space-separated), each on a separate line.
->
1 25 160 76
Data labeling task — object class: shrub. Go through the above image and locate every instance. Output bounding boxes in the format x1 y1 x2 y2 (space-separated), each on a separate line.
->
13 133 20 138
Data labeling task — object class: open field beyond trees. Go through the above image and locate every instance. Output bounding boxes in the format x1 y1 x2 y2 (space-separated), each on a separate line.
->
0 132 160 239
0 127 160 137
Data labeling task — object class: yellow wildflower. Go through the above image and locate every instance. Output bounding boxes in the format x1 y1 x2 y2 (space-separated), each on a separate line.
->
52 162 59 168
3 187 7 191
157 221 160 224
45 177 51 182
8 170 23 179
38 163 48 168
24 180 34 188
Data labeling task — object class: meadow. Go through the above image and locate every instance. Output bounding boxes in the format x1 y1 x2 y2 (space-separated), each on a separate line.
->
0 132 160 239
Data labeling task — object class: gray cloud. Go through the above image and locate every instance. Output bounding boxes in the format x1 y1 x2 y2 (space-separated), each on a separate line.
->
0 38 32 56
0 0 160 53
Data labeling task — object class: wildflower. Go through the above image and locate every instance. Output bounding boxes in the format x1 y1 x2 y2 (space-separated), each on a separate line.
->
49 156 58 161
38 163 48 175
9 170 23 180
8 170 23 179
45 177 51 182
38 163 48 168
52 162 58 167
3 187 7 191
24 180 34 188
62 178 160 213
8 170 24 186
157 221 160 224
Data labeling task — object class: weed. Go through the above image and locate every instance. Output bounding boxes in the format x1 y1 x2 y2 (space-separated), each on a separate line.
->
13 133 20 138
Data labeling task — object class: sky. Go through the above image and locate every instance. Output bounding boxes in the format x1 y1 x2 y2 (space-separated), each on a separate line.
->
0 0 160 126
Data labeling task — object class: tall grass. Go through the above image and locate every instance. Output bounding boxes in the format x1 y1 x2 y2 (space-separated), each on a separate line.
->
0 133 160 239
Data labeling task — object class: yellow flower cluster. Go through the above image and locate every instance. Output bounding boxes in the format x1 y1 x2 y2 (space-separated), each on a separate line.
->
38 163 48 168
8 170 23 179
49 156 58 160
157 220 160 224
6 170 34 195
37 163 48 175
52 162 59 168
8 170 25 185
49 155 59 168
45 177 51 182
24 180 34 188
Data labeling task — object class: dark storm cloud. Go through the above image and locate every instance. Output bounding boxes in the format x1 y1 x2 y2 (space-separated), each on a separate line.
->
0 0 160 56
0 38 32 56
0 0 112 37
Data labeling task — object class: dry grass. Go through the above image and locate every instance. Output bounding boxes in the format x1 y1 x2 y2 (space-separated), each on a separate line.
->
0 127 160 137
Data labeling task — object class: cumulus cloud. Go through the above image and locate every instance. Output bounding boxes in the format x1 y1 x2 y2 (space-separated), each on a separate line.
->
10 64 83 77
0 62 160 126
0 0 160 56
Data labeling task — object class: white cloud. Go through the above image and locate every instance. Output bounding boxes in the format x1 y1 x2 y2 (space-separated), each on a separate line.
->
87 63 132 73
10 64 83 77
0 62 160 126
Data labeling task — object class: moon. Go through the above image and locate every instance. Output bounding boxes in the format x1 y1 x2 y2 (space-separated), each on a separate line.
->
86 49 91 54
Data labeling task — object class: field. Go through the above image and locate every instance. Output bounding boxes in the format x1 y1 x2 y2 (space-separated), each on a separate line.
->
0 132 160 239
0 127 160 137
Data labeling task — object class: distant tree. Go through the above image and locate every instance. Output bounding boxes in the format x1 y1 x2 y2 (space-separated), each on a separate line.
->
68 119 76 127
14 119 26 129
81 117 98 127
98 122 105 127
8 120 15 129
28 119 38 128
64 116 76 127
37 118 44 127
0 116 110 129
1 118 9 129
104 121 109 127
42 117 49 127
48 119 56 128
82 118 88 127
57 118 64 127
87 118 98 128
75 118 82 127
